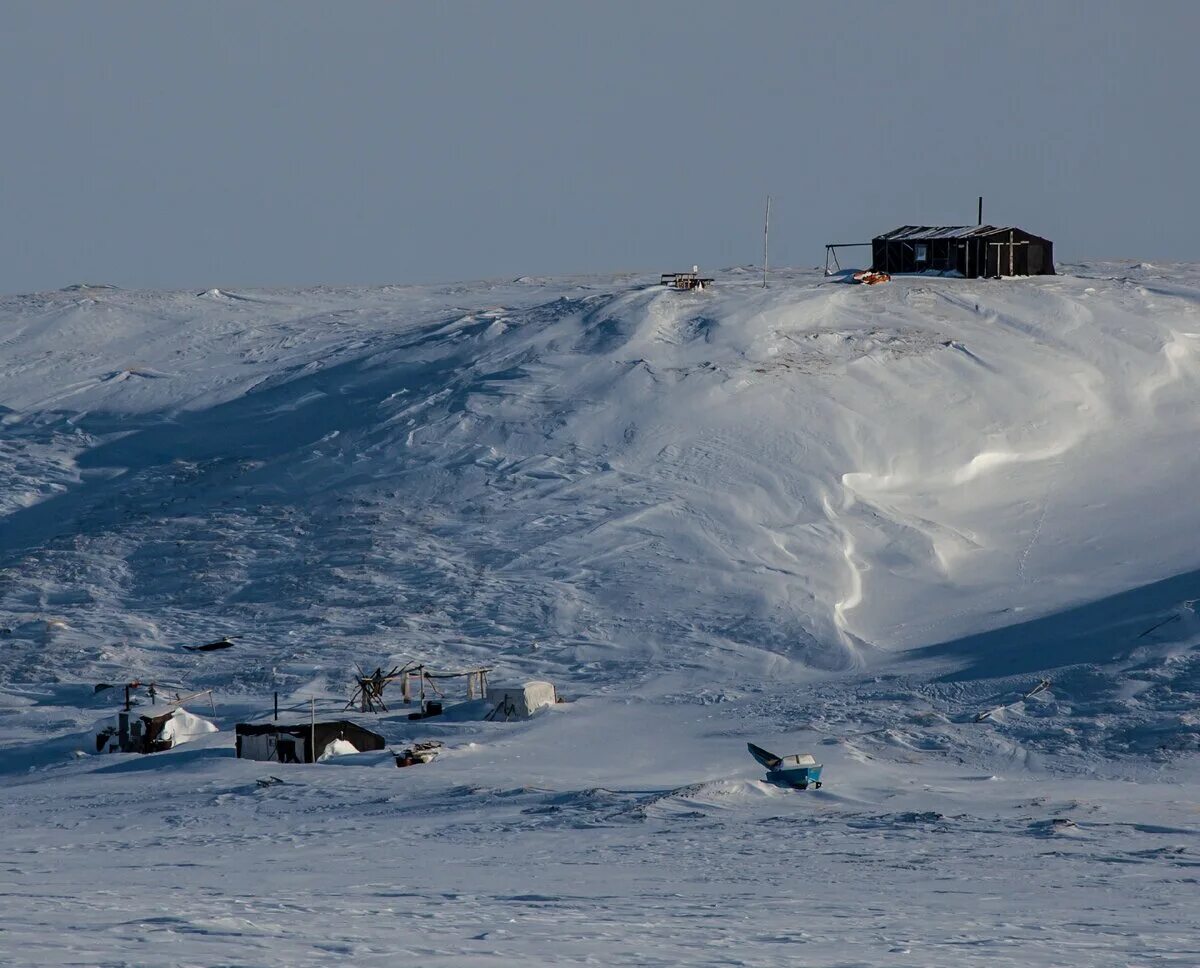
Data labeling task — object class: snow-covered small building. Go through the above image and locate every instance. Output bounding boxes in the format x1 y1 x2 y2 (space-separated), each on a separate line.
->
235 720 386 764
96 706 218 755
485 681 557 721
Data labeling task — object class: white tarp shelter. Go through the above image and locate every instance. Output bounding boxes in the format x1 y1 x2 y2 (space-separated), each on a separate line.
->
485 681 557 720
96 706 218 754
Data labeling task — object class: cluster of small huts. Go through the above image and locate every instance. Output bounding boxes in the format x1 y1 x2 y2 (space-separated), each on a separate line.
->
95 673 560 765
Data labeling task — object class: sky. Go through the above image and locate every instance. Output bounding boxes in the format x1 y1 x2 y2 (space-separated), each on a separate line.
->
1 1 1195 294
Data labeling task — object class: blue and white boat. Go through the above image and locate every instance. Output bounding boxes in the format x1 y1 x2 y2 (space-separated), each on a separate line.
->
748 743 824 789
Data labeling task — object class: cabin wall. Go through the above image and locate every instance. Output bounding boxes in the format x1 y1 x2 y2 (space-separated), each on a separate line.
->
235 726 307 762
341 725 387 754
1014 230 1054 275
871 240 887 274
873 240 957 275
873 241 915 274
237 722 385 763
980 230 1056 277
237 732 278 762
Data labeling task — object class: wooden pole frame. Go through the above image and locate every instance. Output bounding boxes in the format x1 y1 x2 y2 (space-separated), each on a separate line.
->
986 239 1028 278
763 195 771 288
823 243 872 276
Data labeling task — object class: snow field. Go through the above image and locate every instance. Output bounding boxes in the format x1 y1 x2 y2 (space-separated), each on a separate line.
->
1 263 1199 964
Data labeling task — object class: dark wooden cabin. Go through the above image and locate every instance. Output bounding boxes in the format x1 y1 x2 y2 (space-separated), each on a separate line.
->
235 720 386 763
872 226 1054 279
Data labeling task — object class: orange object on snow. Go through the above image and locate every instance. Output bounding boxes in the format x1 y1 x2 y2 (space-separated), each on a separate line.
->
852 270 891 285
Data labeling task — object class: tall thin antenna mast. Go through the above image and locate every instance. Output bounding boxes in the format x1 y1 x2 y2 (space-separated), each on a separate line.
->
763 194 771 288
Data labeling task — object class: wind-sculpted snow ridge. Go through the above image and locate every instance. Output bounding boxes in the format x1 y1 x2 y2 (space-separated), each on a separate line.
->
3 264 1200 966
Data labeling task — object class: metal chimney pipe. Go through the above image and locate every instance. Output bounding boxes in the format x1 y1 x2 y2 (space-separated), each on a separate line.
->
978 196 983 226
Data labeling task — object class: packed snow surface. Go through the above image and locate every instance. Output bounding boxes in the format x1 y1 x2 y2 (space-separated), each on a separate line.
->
1 264 1199 965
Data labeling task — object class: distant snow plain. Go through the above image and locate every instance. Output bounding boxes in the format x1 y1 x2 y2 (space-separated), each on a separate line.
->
1 263 1198 966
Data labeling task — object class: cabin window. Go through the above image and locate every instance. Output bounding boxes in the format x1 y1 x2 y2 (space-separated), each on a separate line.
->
914 243 928 263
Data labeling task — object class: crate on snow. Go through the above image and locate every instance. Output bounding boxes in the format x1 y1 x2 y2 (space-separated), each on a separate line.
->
485 681 558 721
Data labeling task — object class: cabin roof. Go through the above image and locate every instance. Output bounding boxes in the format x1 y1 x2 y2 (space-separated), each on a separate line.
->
132 703 189 721
875 225 1012 241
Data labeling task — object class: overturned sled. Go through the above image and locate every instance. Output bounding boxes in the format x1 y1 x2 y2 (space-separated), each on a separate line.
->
748 742 824 790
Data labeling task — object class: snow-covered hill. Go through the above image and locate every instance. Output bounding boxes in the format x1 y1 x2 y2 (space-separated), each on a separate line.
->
5 264 1200 678
2 264 1199 966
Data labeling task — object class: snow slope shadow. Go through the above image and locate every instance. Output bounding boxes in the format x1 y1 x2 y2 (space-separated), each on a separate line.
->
0 347 471 560
912 565 1200 681
0 294 615 562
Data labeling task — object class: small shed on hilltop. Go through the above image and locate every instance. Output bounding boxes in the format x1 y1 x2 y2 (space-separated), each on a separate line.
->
872 225 1054 279
235 720 386 764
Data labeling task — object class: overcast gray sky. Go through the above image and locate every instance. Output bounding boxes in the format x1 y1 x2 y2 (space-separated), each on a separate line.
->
1 1 1194 293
